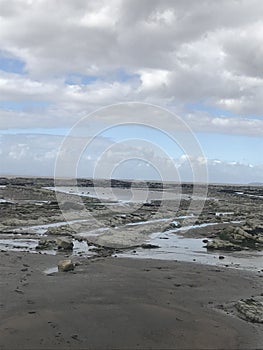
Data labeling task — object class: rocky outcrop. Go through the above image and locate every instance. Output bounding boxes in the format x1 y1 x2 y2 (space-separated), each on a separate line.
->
206 224 263 251
58 259 74 272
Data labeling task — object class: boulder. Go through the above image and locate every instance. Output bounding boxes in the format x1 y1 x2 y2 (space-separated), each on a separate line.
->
58 259 74 272
56 237 73 250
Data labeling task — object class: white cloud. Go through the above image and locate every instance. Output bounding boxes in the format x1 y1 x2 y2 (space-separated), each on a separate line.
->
0 0 263 118
1 0 263 180
139 69 169 91
0 133 262 184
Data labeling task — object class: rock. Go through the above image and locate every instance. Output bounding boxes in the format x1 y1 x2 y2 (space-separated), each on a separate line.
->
218 255 225 259
235 298 263 323
206 239 242 251
219 226 251 243
141 243 159 249
36 238 56 250
169 221 182 229
58 259 74 272
47 225 74 236
56 238 73 251
60 201 84 211
207 225 263 251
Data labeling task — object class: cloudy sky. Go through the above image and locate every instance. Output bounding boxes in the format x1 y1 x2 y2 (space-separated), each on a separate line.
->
0 0 263 183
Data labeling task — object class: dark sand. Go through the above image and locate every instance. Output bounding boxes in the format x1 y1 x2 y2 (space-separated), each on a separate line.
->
0 253 262 349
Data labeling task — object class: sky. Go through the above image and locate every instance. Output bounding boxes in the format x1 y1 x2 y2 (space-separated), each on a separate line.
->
0 0 263 184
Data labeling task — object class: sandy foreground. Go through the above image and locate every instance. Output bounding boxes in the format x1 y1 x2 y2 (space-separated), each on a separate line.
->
0 252 262 350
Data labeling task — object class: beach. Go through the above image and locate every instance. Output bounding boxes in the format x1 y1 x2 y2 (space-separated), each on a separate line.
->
1 252 262 349
0 178 263 349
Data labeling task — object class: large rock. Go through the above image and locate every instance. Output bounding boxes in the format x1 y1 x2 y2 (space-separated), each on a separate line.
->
56 237 73 250
219 226 252 243
206 239 242 251
235 298 263 323
58 259 74 272
207 225 263 251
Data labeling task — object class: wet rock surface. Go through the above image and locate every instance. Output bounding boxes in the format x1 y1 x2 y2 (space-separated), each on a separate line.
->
0 178 263 263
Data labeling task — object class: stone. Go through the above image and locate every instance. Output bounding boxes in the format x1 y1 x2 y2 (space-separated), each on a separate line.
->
58 259 74 272
235 298 263 323
56 238 73 250
141 243 159 249
36 238 56 250
169 221 182 229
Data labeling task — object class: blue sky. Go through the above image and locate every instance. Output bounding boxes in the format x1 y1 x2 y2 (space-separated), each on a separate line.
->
0 0 263 183
0 52 25 74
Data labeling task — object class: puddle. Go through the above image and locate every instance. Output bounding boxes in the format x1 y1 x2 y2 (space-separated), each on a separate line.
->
176 214 195 219
117 230 263 272
0 237 97 257
0 199 13 204
215 212 234 216
236 191 263 199
173 222 222 232
170 220 243 232
126 217 172 226
44 266 58 275
77 227 110 238
46 186 208 203
15 218 93 235
1 208 261 273
71 240 97 257
0 238 39 252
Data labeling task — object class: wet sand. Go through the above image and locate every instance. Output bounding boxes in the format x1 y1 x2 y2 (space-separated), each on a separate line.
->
0 252 262 349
